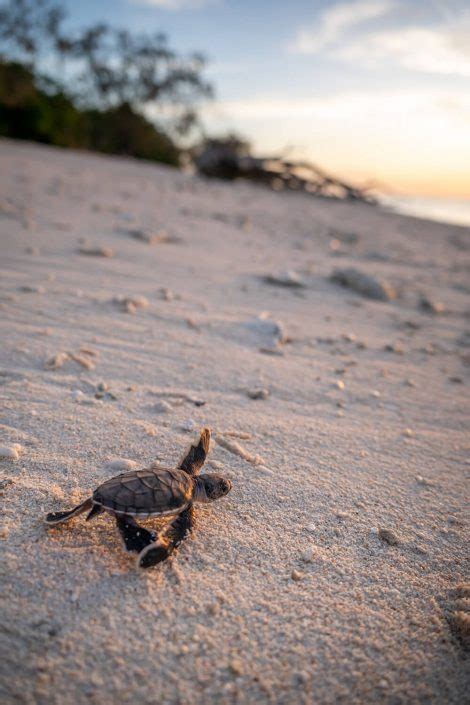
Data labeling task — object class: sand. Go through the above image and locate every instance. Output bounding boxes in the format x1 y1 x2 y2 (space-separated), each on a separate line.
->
0 138 469 705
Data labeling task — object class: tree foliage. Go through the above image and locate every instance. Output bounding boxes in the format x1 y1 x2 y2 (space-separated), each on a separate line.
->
0 0 213 161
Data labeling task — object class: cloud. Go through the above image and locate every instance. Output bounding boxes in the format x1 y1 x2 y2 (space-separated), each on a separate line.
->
290 0 470 77
131 0 216 10
290 0 395 53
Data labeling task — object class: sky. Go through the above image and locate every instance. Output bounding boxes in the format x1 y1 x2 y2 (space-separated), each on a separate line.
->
62 0 470 198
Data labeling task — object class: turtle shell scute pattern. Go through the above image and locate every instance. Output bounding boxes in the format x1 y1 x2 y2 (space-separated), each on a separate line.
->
93 467 194 517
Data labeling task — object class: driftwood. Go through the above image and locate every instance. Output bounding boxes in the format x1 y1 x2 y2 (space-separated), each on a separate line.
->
194 140 376 204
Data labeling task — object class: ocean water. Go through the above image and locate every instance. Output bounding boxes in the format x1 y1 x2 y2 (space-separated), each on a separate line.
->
379 194 470 229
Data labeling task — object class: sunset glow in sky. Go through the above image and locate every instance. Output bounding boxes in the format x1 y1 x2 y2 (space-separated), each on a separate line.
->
64 0 470 198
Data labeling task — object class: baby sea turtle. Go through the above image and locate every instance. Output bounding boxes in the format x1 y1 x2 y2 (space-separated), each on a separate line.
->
45 428 232 568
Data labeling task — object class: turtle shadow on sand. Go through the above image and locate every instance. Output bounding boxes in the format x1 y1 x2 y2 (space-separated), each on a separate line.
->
44 428 232 569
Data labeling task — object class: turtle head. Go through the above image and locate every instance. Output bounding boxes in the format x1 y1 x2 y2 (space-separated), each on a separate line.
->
195 474 232 502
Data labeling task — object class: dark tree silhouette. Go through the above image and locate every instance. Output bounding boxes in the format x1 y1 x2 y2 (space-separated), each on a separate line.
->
0 0 212 135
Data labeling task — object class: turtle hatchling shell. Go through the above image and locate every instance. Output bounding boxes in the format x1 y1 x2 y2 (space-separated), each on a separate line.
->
93 467 194 518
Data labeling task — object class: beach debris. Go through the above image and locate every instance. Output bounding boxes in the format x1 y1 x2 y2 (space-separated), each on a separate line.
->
94 382 117 400
68 353 96 370
150 390 206 408
154 400 173 414
195 139 375 203
159 287 175 301
45 352 70 370
384 342 405 354
0 478 15 493
180 418 198 432
78 245 115 258
44 349 97 371
229 658 244 676
291 570 305 581
378 528 399 546
103 458 138 473
44 428 232 569
214 434 264 465
262 269 306 288
72 389 101 405
246 388 270 400
330 267 396 301
419 294 445 315
415 475 435 487
113 295 149 314
0 443 24 461
335 379 345 390
123 228 180 245
403 428 414 438
217 430 253 440
18 284 46 294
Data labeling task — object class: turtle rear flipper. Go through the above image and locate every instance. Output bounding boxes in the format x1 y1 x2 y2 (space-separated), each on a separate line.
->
116 515 156 553
45 498 93 525
178 428 211 476
138 504 194 568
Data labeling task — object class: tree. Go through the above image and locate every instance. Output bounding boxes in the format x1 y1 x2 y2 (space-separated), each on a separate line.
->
0 0 212 136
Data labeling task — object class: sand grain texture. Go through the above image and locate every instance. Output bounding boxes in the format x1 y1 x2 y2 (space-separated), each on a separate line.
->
0 140 469 705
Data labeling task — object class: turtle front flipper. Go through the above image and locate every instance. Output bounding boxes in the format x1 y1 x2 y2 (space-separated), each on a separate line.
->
178 427 211 476
138 504 194 569
45 498 93 525
116 515 156 553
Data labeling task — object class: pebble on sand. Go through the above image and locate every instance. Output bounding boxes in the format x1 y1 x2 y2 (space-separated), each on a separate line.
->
78 246 115 258
154 400 173 413
291 570 305 581
124 228 180 245
419 294 445 315
246 388 270 400
0 443 24 460
113 295 149 314
19 284 46 294
262 269 306 288
330 267 397 301
103 458 138 472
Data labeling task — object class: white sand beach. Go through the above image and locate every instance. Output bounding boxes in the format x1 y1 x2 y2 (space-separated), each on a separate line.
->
0 139 469 704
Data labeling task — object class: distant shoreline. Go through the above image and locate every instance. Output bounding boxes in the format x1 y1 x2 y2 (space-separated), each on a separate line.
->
379 193 470 228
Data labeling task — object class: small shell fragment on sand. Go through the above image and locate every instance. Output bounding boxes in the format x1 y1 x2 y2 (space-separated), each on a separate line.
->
0 443 24 461
262 269 306 288
214 435 264 465
378 528 399 545
330 267 396 301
